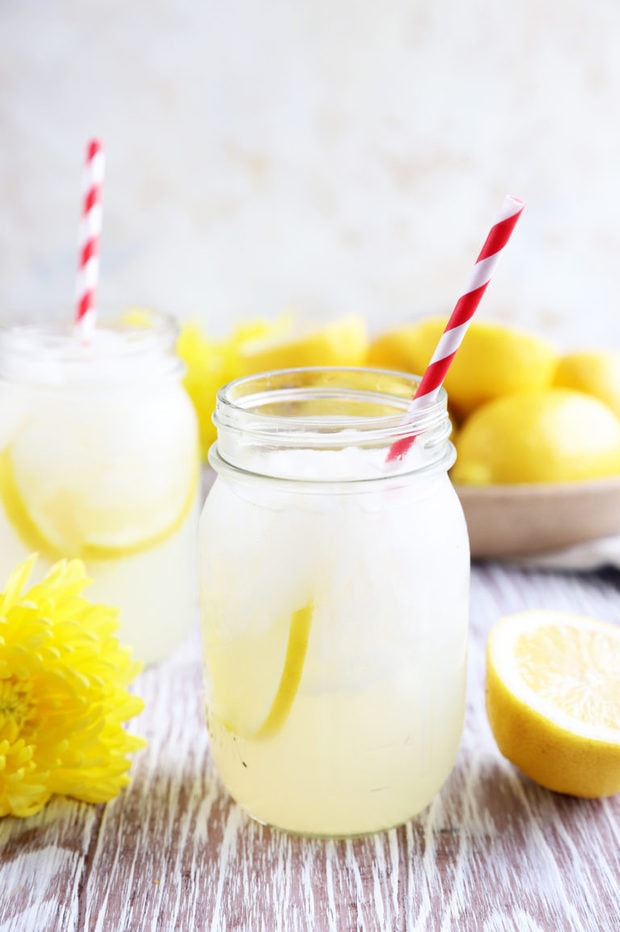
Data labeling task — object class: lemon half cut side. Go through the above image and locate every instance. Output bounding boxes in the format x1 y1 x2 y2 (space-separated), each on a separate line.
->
486 610 620 797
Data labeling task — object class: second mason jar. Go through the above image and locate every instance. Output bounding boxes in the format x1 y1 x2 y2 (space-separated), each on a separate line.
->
200 367 470 836
0 310 201 666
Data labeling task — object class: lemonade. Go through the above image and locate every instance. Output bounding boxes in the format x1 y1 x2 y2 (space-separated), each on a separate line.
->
200 368 470 836
0 312 201 665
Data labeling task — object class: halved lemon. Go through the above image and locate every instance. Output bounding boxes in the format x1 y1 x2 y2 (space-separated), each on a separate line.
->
486 610 620 797
237 315 369 375
208 602 313 739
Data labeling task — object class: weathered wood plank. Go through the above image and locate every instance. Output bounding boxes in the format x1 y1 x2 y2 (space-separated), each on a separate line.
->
0 799 101 931
1 565 619 932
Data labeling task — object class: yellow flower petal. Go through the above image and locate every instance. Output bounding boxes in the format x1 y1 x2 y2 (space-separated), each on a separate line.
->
177 315 293 458
0 738 49 818
0 556 145 818
0 553 37 615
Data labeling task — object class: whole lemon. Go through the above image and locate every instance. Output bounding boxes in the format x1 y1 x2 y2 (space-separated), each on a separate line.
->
367 323 427 374
368 316 557 419
237 315 369 375
554 349 620 419
452 388 620 485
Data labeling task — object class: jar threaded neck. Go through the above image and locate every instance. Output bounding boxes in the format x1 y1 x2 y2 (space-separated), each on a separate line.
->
212 366 454 482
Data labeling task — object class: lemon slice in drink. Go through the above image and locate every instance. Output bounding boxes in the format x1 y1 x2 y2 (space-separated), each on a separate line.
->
486 611 620 797
0 400 199 560
209 602 313 739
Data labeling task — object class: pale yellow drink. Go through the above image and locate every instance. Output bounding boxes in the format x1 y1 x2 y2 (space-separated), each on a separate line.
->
200 368 470 837
0 311 201 665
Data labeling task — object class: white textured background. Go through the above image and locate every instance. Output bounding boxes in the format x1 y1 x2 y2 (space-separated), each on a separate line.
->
1 0 620 346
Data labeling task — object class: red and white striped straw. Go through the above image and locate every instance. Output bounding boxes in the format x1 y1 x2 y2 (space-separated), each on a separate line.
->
75 138 105 339
387 194 524 462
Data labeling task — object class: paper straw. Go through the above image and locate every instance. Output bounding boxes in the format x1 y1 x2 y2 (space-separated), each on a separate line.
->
387 194 525 462
75 138 105 339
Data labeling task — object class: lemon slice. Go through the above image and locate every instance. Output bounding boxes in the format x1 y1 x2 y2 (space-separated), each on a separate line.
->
0 393 199 560
210 602 313 739
0 449 198 560
486 610 620 797
237 315 369 374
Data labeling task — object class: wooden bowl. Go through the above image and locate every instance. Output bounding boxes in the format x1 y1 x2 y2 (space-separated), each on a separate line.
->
455 477 620 559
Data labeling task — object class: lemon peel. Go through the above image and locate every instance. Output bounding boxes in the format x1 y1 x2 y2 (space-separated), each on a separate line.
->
212 602 314 740
0 555 145 817
253 602 313 739
486 610 620 798
554 349 620 419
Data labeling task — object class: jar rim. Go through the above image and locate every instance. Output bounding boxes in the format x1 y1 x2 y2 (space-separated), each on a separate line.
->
0 309 183 384
213 366 453 481
215 366 448 444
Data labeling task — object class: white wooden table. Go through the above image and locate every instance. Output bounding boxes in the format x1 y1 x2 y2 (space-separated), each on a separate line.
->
1 559 619 931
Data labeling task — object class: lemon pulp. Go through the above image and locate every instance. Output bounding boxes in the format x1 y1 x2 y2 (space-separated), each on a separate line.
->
515 623 620 730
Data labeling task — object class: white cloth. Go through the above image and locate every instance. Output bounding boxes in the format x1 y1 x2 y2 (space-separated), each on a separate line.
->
512 535 620 571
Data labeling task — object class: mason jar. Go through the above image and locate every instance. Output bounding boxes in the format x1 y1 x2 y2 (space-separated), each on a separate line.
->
0 309 201 665
200 366 470 837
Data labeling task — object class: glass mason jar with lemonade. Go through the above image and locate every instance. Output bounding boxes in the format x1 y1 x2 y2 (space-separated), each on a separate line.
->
200 366 470 837
0 309 201 666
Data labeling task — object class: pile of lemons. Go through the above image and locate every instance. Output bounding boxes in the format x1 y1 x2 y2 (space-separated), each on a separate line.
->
368 315 620 486
178 314 368 458
180 311 620 485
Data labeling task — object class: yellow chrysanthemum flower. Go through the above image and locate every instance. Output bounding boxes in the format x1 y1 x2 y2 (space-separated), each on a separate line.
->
0 555 145 818
178 317 292 459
